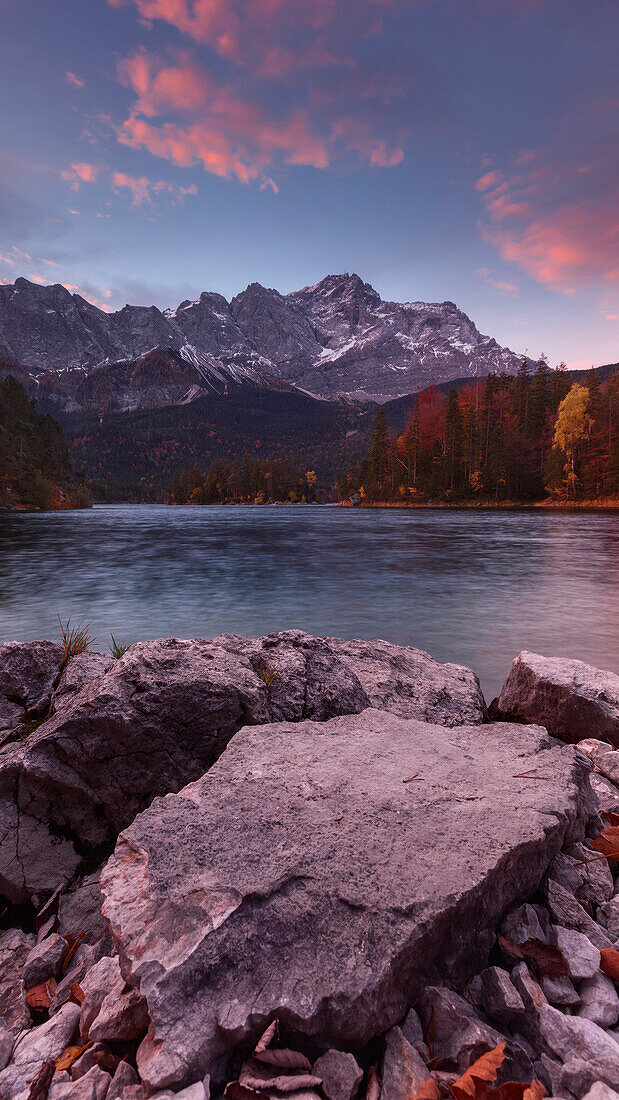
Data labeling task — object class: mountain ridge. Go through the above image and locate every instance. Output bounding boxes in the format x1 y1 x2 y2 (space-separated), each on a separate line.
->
0 273 524 404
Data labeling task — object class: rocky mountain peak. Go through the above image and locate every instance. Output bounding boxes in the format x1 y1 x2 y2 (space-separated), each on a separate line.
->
0 273 524 405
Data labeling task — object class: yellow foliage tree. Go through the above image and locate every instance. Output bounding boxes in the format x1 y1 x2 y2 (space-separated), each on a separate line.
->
553 383 592 497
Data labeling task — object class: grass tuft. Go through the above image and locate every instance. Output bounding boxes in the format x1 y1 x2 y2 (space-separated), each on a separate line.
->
58 615 93 664
255 660 278 693
109 635 130 660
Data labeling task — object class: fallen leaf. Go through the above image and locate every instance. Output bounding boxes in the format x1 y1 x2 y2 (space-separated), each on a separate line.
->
451 1043 505 1100
366 1065 381 1100
603 811 619 827
488 1080 545 1100
498 935 568 978
591 826 619 862
27 1058 55 1100
240 1062 321 1093
412 1080 440 1100
255 1050 312 1070
225 1084 263 1100
254 1020 279 1055
62 931 86 974
600 947 619 982
69 982 85 1006
55 1041 92 1072
25 978 56 1011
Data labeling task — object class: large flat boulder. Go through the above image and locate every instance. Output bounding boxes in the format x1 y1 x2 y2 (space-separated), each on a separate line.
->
100 709 590 1092
496 651 619 747
0 633 484 906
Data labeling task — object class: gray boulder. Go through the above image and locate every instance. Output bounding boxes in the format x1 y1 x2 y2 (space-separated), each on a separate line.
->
0 927 35 1035
0 632 485 905
0 640 64 743
381 1026 430 1100
497 651 619 746
100 710 588 1091
311 1051 363 1100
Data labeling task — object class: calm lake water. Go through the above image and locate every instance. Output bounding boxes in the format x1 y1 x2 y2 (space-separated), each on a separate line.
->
0 504 617 701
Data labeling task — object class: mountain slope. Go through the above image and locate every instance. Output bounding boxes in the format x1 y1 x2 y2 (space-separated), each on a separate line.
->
0 274 523 404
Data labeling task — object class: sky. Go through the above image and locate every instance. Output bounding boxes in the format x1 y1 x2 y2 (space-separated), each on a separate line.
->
0 0 617 368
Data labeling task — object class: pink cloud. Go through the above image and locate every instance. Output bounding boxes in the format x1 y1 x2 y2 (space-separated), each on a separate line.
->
476 267 519 296
61 162 100 190
65 71 85 89
476 149 619 293
112 169 199 204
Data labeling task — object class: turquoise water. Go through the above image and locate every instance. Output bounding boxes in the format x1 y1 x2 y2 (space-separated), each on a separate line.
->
0 504 617 701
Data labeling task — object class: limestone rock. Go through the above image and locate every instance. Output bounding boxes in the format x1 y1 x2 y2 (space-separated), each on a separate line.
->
540 975 580 1007
0 1019 12 1070
0 640 64 742
478 967 525 1025
547 847 613 911
581 1084 619 1100
108 1062 139 1100
597 896 619 942
577 972 619 1028
417 987 531 1079
0 633 485 905
0 927 35 1034
590 773 619 814
23 932 68 987
497 651 619 746
48 1065 112 1099
537 1003 619 1091
542 879 612 949
13 1001 81 1066
57 873 113 955
554 926 601 979
400 1006 430 1061
100 711 588 1091
500 903 551 945
381 1027 430 1100
312 1051 363 1100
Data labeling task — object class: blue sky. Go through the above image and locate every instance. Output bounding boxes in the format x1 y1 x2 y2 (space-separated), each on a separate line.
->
0 0 617 367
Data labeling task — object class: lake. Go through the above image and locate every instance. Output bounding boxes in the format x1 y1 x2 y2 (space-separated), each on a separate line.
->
0 504 617 701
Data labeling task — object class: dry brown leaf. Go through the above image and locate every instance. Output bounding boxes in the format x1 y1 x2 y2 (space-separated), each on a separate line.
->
25 978 56 1011
254 1020 279 1055
225 1083 263 1100
498 935 568 979
54 1041 92 1072
241 1062 321 1093
603 811 619 826
600 946 619 982
366 1064 381 1100
68 982 85 1006
488 1079 545 1100
450 1043 505 1100
62 931 86 975
255 1050 312 1070
411 1079 440 1100
524 1080 546 1100
27 1058 55 1100
592 826 619 862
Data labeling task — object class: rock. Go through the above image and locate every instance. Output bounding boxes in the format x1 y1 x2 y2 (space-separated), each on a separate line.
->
100 711 588 1090
23 932 68 987
417 987 530 1079
48 1065 112 1099
589 773 619 814
497 651 619 747
51 652 114 706
538 1054 572 1099
108 1062 139 1100
0 927 35 1034
79 955 147 1043
579 739 615 767
500 903 551 945
0 1060 43 1100
540 975 581 1007
433 1072 459 1098
51 943 110 1014
57 872 113 954
597 896 619 941
13 1001 81 1065
400 1006 430 1061
592 751 619 788
581 1085 619 1100
0 633 485 905
577 972 619 1028
0 1018 12 1070
71 1043 117 1079
478 967 525 1025
554 926 601 979
0 640 65 742
542 879 612 949
536 1004 619 1091
381 1027 430 1100
312 1051 363 1100
547 847 613 911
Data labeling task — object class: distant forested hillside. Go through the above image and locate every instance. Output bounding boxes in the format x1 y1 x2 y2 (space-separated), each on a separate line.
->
0 373 91 510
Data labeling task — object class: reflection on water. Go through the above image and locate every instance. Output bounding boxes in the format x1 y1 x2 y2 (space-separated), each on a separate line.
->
0 504 617 700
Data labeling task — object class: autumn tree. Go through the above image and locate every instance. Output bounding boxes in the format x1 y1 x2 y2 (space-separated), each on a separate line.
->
551 383 592 498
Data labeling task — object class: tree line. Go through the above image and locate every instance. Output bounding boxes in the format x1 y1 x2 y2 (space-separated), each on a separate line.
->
168 458 319 504
354 362 618 504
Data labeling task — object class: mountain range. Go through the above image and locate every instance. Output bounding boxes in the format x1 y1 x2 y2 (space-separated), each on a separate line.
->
0 273 523 408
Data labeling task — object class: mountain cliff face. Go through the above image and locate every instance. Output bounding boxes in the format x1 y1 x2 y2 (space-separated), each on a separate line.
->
0 274 522 405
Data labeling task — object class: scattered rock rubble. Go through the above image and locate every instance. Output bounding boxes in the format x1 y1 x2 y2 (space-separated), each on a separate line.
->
0 638 617 1100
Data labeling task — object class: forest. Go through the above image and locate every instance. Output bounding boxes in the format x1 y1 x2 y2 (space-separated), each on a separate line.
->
169 362 618 506
0 376 92 510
